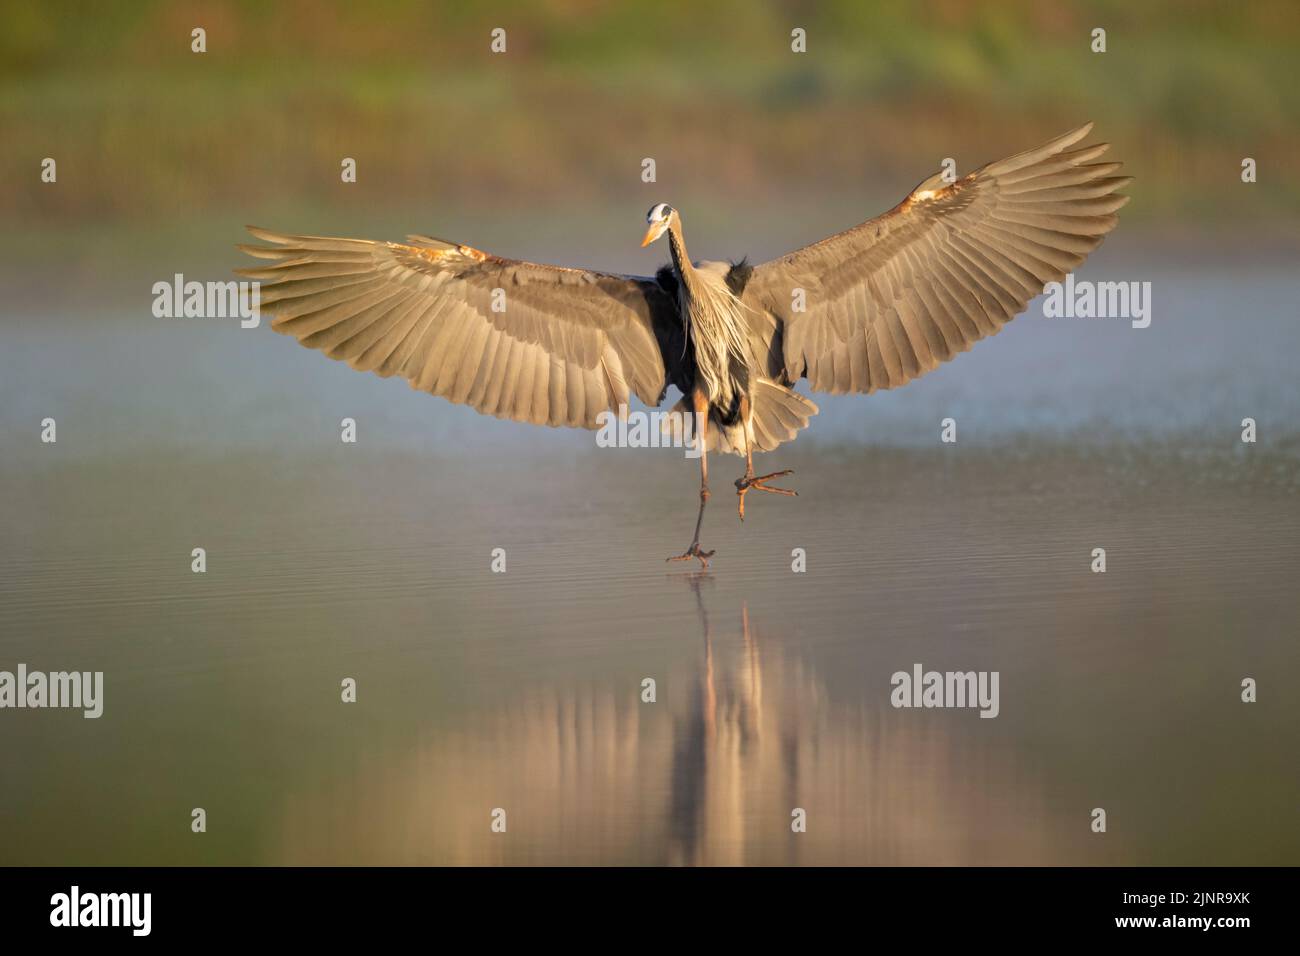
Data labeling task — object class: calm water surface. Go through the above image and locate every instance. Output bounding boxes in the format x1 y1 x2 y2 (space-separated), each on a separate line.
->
1 265 1297 864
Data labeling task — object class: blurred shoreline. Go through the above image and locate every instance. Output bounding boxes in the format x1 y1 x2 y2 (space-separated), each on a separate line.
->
4 215 1298 319
5 2 1298 228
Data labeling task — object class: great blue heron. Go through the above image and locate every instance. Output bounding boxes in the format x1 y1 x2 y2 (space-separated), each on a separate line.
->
237 123 1127 567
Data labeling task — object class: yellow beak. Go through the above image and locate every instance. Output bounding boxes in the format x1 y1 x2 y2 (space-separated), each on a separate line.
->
641 222 665 247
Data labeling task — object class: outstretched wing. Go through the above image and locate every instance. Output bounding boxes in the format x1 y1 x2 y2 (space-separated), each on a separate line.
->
746 123 1131 394
236 229 683 428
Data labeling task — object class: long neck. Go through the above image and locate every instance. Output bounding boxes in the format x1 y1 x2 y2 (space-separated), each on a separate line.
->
665 216 751 408
666 218 698 296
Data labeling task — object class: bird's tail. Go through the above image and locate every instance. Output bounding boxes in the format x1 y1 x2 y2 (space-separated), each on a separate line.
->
663 380 818 456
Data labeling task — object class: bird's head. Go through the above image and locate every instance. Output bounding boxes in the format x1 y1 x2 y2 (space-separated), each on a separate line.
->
641 203 676 247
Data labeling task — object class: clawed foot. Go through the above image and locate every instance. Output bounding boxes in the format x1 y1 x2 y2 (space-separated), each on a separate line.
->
735 469 796 521
667 542 716 568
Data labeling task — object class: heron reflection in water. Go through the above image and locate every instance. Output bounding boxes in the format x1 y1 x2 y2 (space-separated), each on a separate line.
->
273 582 1060 864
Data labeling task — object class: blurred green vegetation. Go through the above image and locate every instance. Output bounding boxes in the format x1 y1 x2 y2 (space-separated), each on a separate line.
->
2 0 1298 232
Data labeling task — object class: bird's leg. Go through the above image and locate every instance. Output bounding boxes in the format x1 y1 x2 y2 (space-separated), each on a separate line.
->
734 395 795 522
668 393 716 568
736 465 797 521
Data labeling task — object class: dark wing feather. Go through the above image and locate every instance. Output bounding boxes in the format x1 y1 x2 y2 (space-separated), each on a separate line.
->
235 229 683 427
744 123 1131 394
